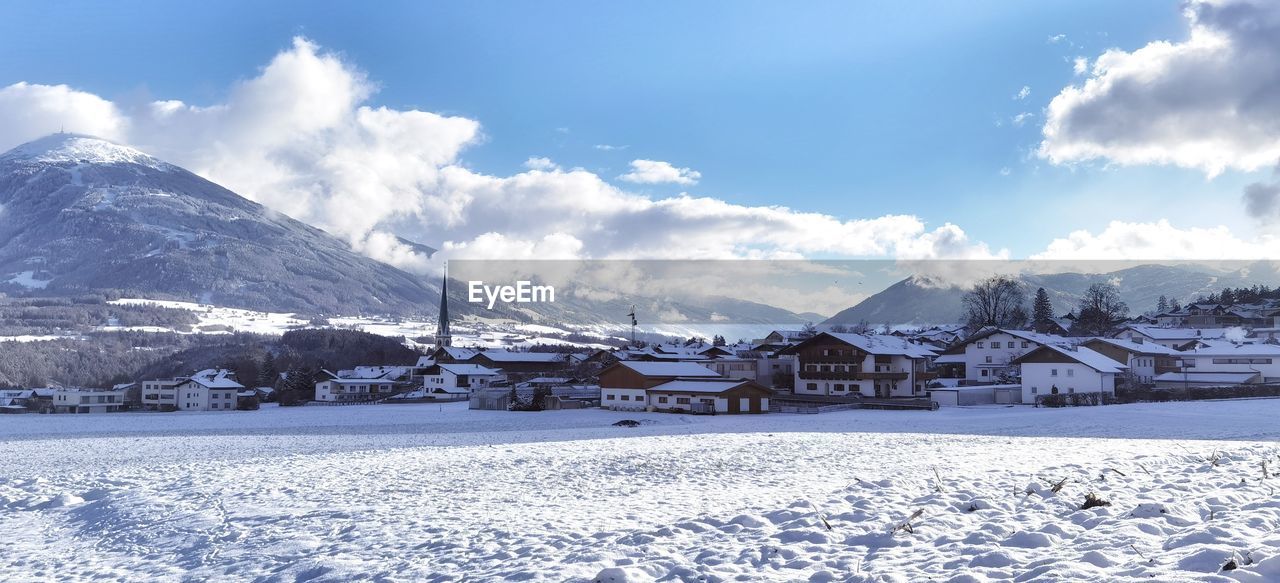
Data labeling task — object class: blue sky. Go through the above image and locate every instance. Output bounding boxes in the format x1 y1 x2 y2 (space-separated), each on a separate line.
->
0 0 1268 260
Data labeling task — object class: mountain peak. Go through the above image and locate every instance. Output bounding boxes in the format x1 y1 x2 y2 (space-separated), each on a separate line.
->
0 133 168 169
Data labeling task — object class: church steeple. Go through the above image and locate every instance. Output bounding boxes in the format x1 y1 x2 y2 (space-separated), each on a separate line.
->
436 265 451 348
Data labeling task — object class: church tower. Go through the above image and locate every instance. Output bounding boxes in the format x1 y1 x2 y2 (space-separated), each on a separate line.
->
436 266 452 348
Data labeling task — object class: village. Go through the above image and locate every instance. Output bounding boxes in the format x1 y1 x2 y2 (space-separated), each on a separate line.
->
7 279 1280 418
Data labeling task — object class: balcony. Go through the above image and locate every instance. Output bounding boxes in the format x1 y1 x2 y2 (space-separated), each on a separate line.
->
798 369 912 381
855 371 909 381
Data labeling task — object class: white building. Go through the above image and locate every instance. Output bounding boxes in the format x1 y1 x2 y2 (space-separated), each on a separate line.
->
1014 345 1126 404
1173 340 1280 382
1113 325 1228 349
141 378 185 411
599 361 722 410
944 328 1073 383
314 378 398 402
781 332 938 398
420 363 504 399
1080 337 1184 386
51 387 127 413
169 369 244 412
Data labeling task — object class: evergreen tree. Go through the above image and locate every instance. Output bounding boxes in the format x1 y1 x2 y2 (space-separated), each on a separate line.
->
1156 295 1168 313
257 352 279 388
1032 287 1054 333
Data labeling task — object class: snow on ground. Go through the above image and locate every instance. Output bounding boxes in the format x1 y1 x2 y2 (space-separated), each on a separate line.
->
4 401 1280 581
7 270 51 289
106 298 618 349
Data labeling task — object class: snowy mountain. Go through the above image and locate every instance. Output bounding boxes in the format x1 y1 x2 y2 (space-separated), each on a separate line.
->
824 263 1280 326
0 134 811 327
0 134 438 315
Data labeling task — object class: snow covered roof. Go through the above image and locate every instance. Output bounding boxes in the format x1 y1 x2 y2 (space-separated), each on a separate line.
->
1177 340 1280 357
824 333 938 358
617 361 720 377
958 328 1073 348
185 369 245 389
1152 371 1260 384
1015 345 1127 373
478 351 566 363
415 356 435 367
338 365 410 380
933 353 965 364
437 363 502 376
647 379 765 394
1084 338 1182 356
1120 325 1229 341
437 347 479 360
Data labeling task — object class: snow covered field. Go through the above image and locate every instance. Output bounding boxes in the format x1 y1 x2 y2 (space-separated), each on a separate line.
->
4 401 1280 582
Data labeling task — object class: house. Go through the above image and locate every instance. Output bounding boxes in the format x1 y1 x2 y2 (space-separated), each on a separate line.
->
1080 337 1184 386
419 363 504 400
314 377 398 402
51 387 127 413
1172 339 1280 382
701 356 760 382
170 369 245 411
777 332 937 398
1152 371 1262 389
470 350 569 374
943 328 1073 383
645 378 773 414
598 361 722 410
469 384 601 410
141 378 186 411
1113 325 1228 349
1013 345 1126 404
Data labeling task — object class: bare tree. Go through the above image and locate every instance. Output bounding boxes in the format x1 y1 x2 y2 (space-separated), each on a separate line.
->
1071 282 1129 336
962 276 1028 331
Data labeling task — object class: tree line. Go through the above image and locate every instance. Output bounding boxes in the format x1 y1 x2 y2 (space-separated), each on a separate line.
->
962 276 1129 336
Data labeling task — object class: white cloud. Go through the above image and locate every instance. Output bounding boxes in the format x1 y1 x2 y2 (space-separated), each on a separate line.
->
618 159 702 185
1013 86 1031 100
1040 0 1280 176
0 36 1002 273
1033 219 1280 259
523 157 559 171
593 144 627 151
1011 112 1034 127
1072 56 1089 76
1048 34 1067 44
999 167 1012 176
0 82 127 143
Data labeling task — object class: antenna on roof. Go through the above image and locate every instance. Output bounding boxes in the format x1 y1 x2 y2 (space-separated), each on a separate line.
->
627 305 638 347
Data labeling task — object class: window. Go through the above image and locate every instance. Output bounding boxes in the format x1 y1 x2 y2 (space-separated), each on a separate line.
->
658 396 668 403
211 404 219 409
1068 388 1075 394
981 370 989 377
1066 369 1074 377
985 356 992 363
807 383 818 390
822 349 830 356
620 395 630 401
606 394 615 400
676 397 691 405
834 384 845 392
1050 369 1058 377
976 342 984 348
1031 387 1038 394
1022 342 1029 349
